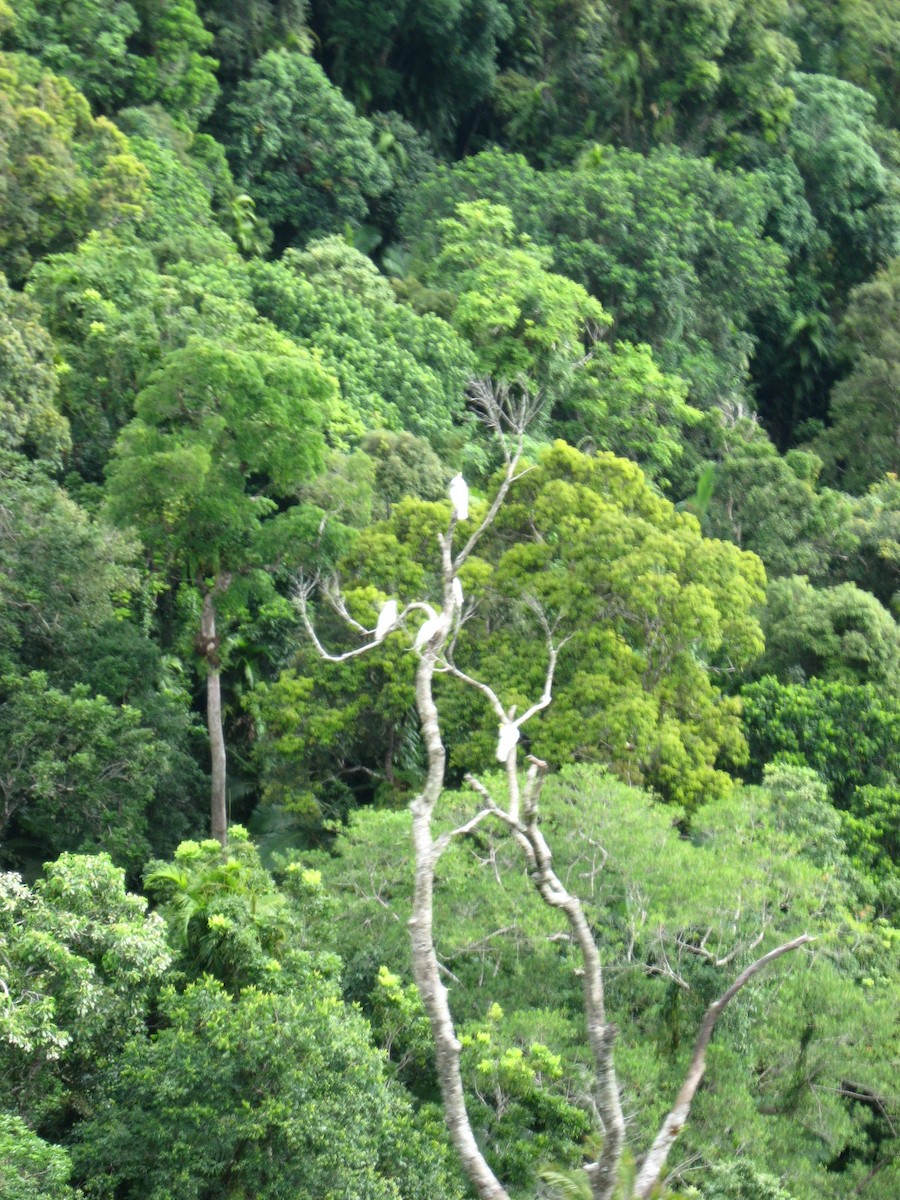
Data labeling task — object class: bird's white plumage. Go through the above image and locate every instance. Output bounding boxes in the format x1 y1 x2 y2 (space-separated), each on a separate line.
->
495 722 520 763
449 473 469 521
374 599 399 642
451 577 464 609
414 612 445 649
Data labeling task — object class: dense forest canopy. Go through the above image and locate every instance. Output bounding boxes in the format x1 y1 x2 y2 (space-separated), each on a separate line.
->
0 2 897 1198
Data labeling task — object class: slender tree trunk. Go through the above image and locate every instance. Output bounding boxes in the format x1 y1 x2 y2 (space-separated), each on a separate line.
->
201 587 228 847
409 647 510 1200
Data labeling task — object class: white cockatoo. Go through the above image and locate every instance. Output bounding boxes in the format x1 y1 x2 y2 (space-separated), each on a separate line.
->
495 721 520 763
374 599 399 642
451 577 464 609
414 611 447 650
449 473 469 521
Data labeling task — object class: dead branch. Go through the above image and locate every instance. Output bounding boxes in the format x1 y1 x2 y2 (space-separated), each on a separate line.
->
464 770 625 1200
632 934 815 1200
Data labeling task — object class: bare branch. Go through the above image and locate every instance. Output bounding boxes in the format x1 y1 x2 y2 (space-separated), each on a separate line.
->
321 578 371 635
454 379 539 572
435 660 508 723
295 586 383 663
434 808 495 858
677 927 765 968
632 934 815 1200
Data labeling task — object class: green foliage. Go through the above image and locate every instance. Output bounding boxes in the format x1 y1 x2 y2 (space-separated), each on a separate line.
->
309 0 512 146
816 258 900 491
249 591 421 824
196 0 311 84
553 340 702 488
0 1114 75 1200
757 575 900 688
702 426 856 580
485 0 608 166
1 8 899 1197
298 764 899 1199
224 49 390 245
0 855 170 1126
0 671 167 871
741 676 900 807
594 0 798 158
248 239 474 453
0 275 69 463
144 827 296 990
105 335 332 579
698 1159 796 1199
27 234 259 478
422 199 609 403
846 474 900 612
404 147 788 413
4 0 219 125
788 0 900 130
460 1004 592 1188
74 973 464 1200
785 74 900 290
274 442 765 812
114 106 239 252
360 430 449 513
0 453 137 676
0 53 148 283
741 676 900 910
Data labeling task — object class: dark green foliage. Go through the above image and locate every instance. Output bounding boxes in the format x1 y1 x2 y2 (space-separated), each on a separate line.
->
224 49 390 247
74 974 464 1200
309 0 512 146
0 671 191 873
196 0 311 84
593 0 798 158
701 427 857 580
787 0 900 129
2 9 900 1198
757 576 900 688
742 676 900 807
741 676 900 910
816 257 900 491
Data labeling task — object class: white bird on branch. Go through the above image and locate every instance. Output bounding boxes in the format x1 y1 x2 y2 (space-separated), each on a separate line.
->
449 473 469 521
414 611 448 650
495 721 520 763
451 577 464 609
374 599 399 642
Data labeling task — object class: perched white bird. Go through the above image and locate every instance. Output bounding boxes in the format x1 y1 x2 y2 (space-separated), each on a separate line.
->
414 612 446 650
451 577 464 609
495 721 520 763
449 473 469 521
374 599 399 643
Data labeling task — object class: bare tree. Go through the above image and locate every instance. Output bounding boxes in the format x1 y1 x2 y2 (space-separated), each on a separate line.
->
299 380 812 1200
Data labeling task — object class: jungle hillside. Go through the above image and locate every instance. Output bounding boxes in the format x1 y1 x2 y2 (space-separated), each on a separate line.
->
0 2 898 1198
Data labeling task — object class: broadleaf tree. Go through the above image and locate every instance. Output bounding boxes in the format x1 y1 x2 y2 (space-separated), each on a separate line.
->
106 334 334 843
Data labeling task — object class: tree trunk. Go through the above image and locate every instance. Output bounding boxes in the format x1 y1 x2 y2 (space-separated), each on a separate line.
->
409 645 510 1200
201 588 227 847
